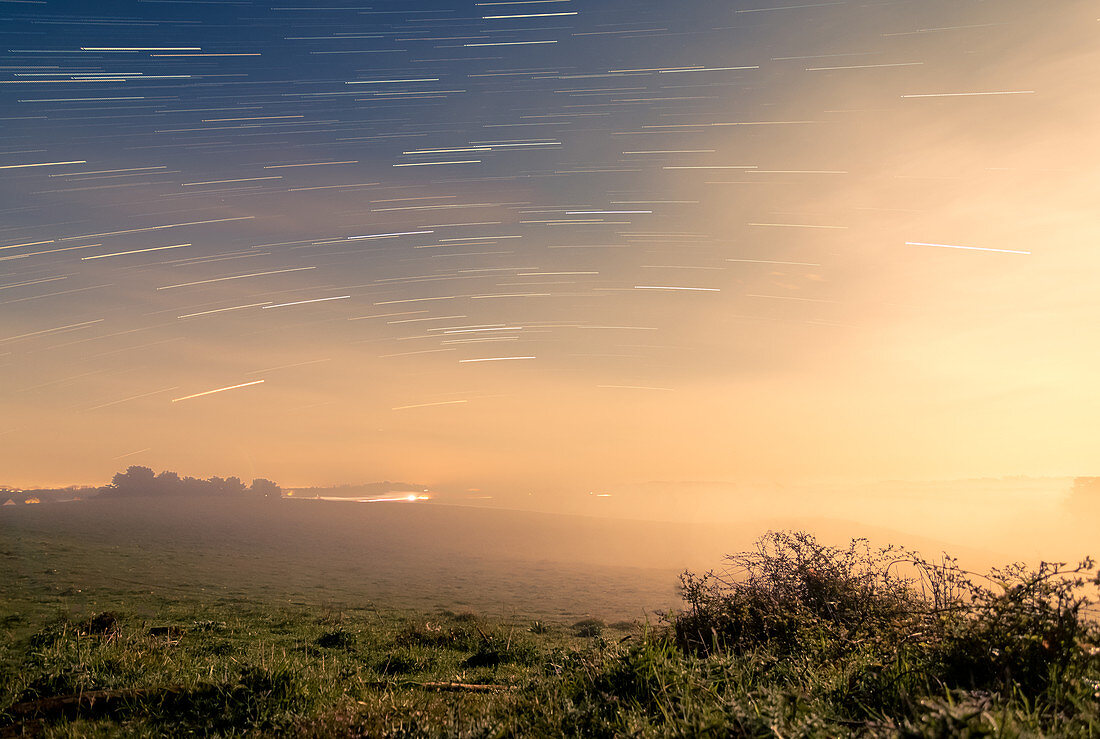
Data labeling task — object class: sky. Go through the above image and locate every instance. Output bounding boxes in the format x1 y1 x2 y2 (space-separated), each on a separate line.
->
1 0 1097 501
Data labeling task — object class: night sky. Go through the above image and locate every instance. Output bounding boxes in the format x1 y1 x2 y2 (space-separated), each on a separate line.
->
2 0 1097 498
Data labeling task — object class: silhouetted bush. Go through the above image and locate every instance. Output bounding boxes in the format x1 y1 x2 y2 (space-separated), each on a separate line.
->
674 531 918 658
670 531 1100 705
931 558 1097 695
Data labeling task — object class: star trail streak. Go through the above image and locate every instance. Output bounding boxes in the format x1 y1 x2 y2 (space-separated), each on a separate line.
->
171 381 265 403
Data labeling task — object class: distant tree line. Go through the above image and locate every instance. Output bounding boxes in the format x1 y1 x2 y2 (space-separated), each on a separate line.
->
1 486 98 505
98 466 282 500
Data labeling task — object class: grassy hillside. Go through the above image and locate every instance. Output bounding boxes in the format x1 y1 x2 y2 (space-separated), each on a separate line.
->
1 497 708 623
2 503 1097 736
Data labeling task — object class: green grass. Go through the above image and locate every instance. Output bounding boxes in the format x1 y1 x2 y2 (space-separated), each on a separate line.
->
0 599 633 737
2 530 1098 737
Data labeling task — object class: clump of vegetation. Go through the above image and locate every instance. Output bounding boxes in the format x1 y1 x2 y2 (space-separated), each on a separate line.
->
930 556 1097 696
396 619 485 652
571 618 605 638
675 531 921 658
315 628 357 650
374 648 434 675
76 612 120 638
671 531 1100 728
462 631 538 669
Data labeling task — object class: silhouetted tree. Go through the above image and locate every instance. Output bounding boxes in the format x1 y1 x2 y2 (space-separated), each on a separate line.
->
154 470 181 496
249 478 282 500
180 476 208 496
108 466 157 496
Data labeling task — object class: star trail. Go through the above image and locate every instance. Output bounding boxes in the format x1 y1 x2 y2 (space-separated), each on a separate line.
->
1 0 1097 494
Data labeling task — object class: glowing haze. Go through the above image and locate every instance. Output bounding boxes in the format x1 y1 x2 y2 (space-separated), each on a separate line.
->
1 0 1097 504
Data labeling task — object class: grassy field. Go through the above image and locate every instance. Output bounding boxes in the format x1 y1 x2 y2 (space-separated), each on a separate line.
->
0 497 719 623
2 501 1098 736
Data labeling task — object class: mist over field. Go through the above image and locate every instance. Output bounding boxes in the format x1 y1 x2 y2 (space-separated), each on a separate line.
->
2 0 1099 733
5 471 1096 622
